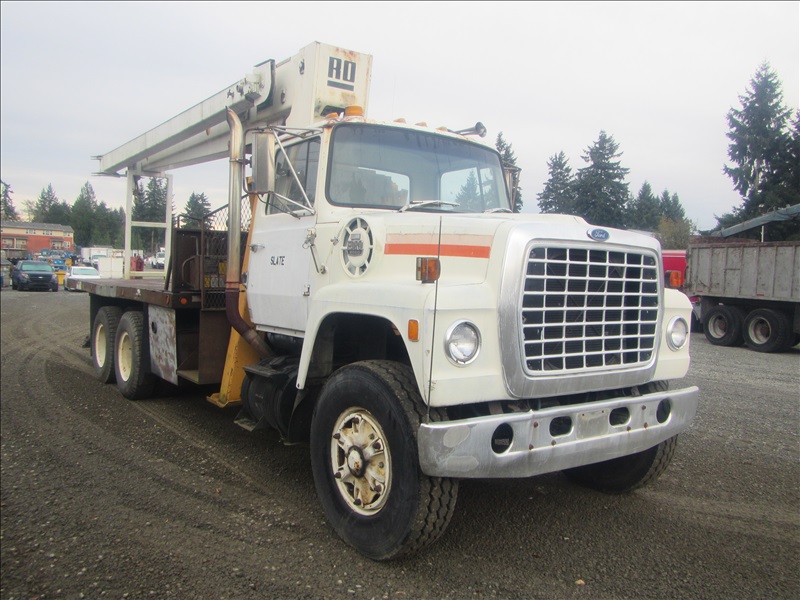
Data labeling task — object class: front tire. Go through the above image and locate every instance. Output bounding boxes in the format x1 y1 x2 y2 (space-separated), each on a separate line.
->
565 436 678 493
92 306 123 383
114 311 156 400
565 381 678 493
310 361 458 561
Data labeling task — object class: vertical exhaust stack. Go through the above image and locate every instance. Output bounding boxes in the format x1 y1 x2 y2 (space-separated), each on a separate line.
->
225 108 273 359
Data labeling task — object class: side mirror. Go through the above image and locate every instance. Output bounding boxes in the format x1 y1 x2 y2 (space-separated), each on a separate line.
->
252 131 276 195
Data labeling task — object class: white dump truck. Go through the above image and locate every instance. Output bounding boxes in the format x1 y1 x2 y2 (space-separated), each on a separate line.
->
70 42 699 560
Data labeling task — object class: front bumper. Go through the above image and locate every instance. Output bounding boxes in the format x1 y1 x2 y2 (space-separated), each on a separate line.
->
418 385 699 478
18 281 56 290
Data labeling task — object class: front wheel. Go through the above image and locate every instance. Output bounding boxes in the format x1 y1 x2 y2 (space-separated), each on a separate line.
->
565 436 678 494
310 361 458 561
565 381 678 493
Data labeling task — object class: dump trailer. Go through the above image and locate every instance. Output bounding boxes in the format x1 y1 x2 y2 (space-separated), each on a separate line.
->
686 239 800 352
71 42 699 560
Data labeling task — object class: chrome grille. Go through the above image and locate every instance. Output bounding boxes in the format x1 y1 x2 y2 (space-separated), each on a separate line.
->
521 246 659 373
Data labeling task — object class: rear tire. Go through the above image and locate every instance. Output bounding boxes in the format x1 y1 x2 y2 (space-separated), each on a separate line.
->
92 306 123 383
114 311 156 400
743 308 791 353
703 305 745 346
310 361 458 561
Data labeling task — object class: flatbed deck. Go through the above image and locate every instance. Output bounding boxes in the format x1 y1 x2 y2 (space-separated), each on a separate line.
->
68 277 204 309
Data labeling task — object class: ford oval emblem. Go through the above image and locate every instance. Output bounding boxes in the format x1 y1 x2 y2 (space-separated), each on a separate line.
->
587 228 610 242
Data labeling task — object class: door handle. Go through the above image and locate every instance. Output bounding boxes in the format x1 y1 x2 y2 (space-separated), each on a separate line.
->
250 243 265 252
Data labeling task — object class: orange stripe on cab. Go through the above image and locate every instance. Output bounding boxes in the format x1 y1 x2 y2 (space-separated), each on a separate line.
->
385 234 493 259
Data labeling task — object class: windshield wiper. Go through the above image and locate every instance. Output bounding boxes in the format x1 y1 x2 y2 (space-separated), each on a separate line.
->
400 200 459 212
484 207 513 213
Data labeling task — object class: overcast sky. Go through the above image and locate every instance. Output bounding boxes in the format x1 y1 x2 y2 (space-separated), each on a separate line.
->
1 1 798 230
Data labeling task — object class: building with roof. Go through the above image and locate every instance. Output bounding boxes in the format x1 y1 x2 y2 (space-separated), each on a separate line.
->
1 221 75 259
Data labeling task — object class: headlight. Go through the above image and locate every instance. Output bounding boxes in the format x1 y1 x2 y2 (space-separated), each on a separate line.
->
444 321 481 365
19 273 29 280
51 274 58 282
666 317 689 351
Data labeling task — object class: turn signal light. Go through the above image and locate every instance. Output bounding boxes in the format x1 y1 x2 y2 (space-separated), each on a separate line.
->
666 270 683 288
345 105 364 117
416 257 440 283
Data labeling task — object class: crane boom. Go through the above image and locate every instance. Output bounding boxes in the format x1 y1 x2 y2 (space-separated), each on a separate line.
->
94 42 372 177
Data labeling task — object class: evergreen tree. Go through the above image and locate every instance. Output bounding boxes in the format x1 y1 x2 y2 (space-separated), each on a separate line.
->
183 191 212 227
537 152 575 215
659 190 686 222
496 132 523 212
70 182 98 247
132 177 170 254
719 62 799 239
573 131 630 228
92 202 121 246
32 184 59 222
47 201 72 226
455 171 480 212
628 182 661 231
1 180 19 221
782 112 800 198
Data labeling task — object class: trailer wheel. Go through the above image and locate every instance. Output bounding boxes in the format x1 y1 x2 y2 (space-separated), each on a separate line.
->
114 311 156 400
310 361 458 561
743 308 791 353
92 306 123 383
703 305 745 346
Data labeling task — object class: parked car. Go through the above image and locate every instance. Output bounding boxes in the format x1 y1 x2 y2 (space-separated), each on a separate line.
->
11 260 58 292
155 251 166 269
63 266 102 291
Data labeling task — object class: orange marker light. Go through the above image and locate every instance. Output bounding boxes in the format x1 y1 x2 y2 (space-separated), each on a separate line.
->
408 320 420 342
416 257 440 283
345 105 364 117
667 270 683 288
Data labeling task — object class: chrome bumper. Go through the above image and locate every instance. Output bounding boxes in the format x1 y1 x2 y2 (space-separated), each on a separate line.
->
418 386 699 478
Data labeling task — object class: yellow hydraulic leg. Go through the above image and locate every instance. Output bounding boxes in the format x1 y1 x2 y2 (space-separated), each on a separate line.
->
207 194 261 408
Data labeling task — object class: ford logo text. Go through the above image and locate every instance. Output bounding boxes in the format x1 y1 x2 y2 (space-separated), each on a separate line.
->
587 228 610 242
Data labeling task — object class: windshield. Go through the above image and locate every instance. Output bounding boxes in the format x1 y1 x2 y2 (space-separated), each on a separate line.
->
21 263 53 272
328 123 510 212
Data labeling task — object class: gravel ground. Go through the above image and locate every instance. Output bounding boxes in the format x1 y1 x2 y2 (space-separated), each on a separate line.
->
1 288 798 600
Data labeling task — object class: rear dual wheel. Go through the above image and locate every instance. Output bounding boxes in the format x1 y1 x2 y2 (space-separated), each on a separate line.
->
743 308 792 353
92 306 123 383
703 305 745 346
114 311 156 400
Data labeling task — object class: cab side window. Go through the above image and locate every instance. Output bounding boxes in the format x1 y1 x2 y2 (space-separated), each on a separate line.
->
268 138 320 214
